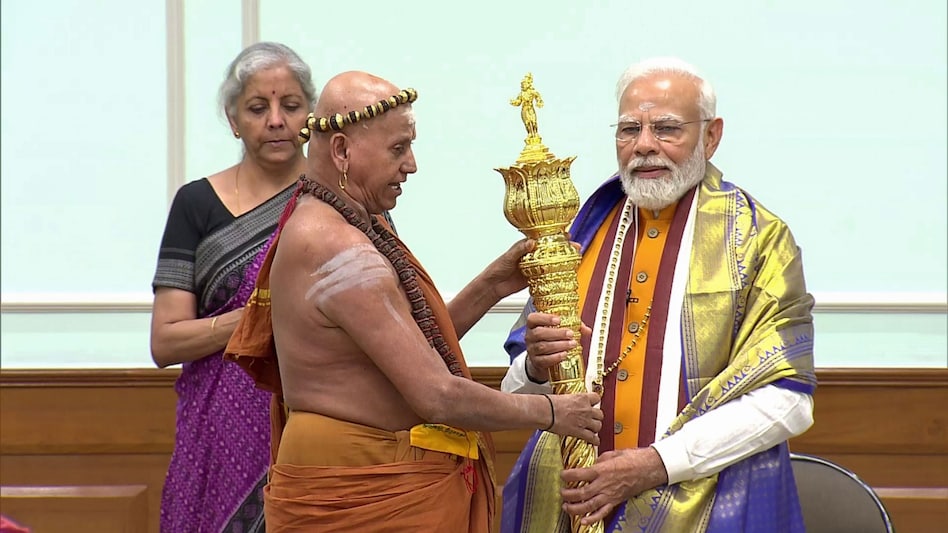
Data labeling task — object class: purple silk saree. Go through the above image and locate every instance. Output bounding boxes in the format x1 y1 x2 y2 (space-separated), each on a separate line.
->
155 180 295 533
160 251 271 533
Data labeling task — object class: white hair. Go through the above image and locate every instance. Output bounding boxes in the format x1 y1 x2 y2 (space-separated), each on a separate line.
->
615 57 716 119
219 42 318 122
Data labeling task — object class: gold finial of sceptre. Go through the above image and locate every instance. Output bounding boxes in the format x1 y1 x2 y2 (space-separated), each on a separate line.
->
509 73 553 163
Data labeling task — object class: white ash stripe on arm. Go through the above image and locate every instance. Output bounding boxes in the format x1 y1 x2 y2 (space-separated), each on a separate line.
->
305 244 394 305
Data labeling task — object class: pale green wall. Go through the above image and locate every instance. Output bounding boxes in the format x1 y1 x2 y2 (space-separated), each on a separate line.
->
1 0 946 368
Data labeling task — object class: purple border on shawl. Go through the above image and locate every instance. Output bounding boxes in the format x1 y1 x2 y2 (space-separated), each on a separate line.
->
504 326 528 361
774 376 816 395
160 227 280 533
503 300 535 362
706 442 805 532
569 175 624 255
501 430 543 533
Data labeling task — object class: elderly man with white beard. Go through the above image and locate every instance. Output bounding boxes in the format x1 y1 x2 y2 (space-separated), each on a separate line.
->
500 57 817 533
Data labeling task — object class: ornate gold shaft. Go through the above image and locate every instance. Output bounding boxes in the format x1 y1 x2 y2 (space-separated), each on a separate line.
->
496 73 604 533
521 235 603 533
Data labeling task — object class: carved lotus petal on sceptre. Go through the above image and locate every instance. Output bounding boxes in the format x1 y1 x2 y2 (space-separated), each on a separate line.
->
500 158 580 239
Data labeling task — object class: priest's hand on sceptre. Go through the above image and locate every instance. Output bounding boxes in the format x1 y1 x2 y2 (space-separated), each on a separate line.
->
480 237 536 300
524 313 593 384
546 392 604 445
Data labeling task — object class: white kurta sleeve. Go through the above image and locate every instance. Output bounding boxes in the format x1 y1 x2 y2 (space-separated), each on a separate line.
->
501 352 554 394
650 384 814 485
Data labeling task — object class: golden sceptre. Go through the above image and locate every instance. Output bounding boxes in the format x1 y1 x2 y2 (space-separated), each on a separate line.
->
496 73 603 533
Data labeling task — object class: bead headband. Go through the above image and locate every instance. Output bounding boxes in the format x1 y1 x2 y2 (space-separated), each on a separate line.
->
298 88 418 144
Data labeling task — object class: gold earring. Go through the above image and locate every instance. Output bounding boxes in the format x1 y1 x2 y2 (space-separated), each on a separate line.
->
339 171 348 190
233 131 241 139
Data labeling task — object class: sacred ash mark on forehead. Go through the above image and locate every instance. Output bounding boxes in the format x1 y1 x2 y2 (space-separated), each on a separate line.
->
631 76 674 112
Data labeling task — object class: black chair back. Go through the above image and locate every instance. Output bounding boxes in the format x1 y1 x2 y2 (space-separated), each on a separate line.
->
790 452 894 533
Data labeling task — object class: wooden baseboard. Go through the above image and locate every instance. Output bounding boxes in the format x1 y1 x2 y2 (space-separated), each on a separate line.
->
1 485 149 533
2 367 946 533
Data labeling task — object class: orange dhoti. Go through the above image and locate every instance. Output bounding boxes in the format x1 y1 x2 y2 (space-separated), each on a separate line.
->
265 411 494 532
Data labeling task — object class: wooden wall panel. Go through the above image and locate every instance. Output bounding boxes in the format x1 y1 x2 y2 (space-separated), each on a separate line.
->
0 370 176 455
874 488 948 533
1 368 945 533
1 371 176 533
1 485 148 533
788 369 947 453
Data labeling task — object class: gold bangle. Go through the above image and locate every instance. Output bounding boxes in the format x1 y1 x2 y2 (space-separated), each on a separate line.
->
210 316 219 333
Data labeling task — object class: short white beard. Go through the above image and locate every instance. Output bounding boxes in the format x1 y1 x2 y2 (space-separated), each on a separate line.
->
619 142 707 210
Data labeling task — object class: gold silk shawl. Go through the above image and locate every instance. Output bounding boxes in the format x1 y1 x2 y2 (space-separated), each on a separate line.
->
622 166 815 530
520 165 816 532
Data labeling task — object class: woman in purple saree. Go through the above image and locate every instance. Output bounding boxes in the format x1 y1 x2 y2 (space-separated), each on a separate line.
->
150 42 316 532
